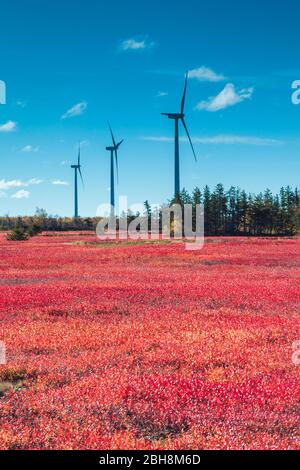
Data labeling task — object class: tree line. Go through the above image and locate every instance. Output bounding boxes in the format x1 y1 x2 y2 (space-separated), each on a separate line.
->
1 185 299 236
0 208 98 233
167 184 300 236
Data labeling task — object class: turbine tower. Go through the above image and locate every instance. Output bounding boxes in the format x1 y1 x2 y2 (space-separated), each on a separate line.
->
70 142 84 218
161 71 197 196
106 123 123 213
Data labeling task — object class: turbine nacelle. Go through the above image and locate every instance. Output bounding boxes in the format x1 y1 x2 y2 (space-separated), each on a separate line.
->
71 142 84 188
106 122 124 186
106 140 124 152
161 113 184 120
70 143 84 218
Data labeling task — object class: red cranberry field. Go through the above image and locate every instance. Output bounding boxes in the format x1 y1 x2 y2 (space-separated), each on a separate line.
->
0 233 299 450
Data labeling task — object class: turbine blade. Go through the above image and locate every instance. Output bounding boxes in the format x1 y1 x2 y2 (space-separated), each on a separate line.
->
115 149 119 184
180 72 188 114
108 121 116 147
181 118 197 162
116 139 124 149
77 141 81 166
78 166 85 189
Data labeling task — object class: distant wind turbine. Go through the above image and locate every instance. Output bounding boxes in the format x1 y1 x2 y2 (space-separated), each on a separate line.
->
70 142 84 218
161 71 197 196
106 123 123 213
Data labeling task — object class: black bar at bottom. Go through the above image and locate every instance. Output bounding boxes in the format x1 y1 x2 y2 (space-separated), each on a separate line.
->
0 450 298 467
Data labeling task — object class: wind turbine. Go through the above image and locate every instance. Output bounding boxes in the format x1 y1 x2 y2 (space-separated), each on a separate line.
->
70 142 84 218
106 123 123 213
161 71 197 197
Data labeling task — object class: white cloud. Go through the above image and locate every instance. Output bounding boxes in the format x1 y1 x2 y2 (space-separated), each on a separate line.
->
141 135 282 146
12 190 30 199
0 179 24 190
157 91 168 97
196 83 253 112
52 180 69 186
0 191 7 198
61 102 87 119
0 121 17 132
192 135 282 146
21 145 39 153
189 66 226 82
121 39 146 50
0 178 43 190
61 160 71 166
120 38 155 51
16 100 27 108
27 178 43 185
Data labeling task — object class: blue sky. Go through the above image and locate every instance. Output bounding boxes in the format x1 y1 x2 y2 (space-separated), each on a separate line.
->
1 0 300 216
